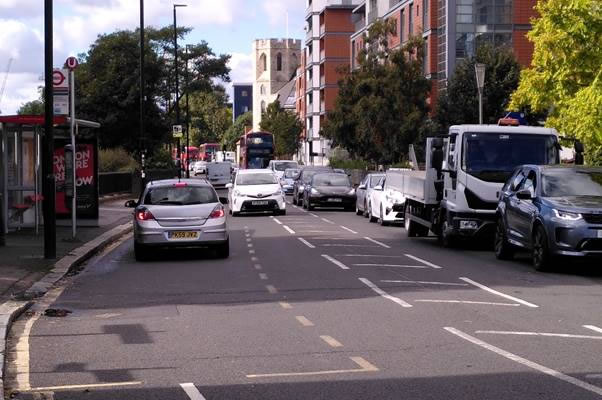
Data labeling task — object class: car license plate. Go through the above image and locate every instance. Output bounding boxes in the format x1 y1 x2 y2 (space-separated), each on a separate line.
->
328 198 343 202
168 231 199 240
252 200 269 206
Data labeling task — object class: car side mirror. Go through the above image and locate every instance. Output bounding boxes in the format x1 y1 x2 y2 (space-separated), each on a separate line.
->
358 184 367 190
374 185 383 191
516 189 533 200
124 200 137 208
225 183 233 189
219 197 228 205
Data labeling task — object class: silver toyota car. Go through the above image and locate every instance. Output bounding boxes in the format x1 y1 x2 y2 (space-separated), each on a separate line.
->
126 179 229 261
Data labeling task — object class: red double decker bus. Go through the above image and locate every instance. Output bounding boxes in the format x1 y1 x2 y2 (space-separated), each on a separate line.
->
237 131 274 169
199 143 219 161
172 146 200 170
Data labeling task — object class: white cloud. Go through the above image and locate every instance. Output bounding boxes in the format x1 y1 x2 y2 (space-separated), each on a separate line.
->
262 0 306 31
0 73 42 115
223 51 254 101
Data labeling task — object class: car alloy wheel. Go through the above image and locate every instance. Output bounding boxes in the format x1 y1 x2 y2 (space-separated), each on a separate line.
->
532 225 551 271
494 220 514 260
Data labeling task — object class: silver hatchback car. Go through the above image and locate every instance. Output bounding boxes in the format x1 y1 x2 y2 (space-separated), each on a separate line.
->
125 179 229 261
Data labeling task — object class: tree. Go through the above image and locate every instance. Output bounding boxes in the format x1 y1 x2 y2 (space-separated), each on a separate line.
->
322 20 432 164
17 100 44 115
509 0 602 163
189 89 232 145
435 44 522 129
259 100 302 158
74 26 231 154
223 111 252 151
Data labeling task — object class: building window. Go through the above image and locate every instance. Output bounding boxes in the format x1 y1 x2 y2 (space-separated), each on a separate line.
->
400 9 405 42
243 106 249 112
409 4 413 36
261 101 266 112
242 90 248 97
260 53 267 72
277 53 283 71
423 0 428 32
260 84 266 95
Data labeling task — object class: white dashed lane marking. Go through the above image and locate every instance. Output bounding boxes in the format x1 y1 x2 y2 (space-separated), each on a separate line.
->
295 316 315 327
321 255 350 270
298 238 316 249
181 383 208 400
358 278 412 308
459 277 539 308
363 237 391 248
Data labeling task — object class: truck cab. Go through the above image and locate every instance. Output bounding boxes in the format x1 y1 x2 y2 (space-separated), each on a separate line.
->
438 124 560 241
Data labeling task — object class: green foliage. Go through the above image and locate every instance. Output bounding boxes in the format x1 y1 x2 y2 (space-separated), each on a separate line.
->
146 147 174 170
189 89 232 145
223 111 252 151
510 0 602 163
328 158 372 170
435 44 521 128
322 20 432 164
259 100 302 158
17 100 44 115
74 25 230 154
99 147 139 172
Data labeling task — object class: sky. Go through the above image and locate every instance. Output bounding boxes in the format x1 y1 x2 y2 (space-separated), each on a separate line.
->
0 0 306 114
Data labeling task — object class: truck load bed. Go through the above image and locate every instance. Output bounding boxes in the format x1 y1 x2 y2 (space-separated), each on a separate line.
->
387 169 439 206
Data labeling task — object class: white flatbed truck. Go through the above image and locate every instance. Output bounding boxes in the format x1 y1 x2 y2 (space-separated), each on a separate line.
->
400 123 581 245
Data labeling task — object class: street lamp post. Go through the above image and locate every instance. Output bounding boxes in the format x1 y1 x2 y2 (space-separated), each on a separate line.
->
173 4 187 179
185 44 191 179
139 0 146 189
475 63 486 125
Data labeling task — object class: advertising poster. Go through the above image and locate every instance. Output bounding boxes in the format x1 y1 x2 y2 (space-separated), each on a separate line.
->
53 139 99 220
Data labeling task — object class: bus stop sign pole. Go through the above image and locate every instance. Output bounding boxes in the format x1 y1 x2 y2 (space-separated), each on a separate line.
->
67 56 78 239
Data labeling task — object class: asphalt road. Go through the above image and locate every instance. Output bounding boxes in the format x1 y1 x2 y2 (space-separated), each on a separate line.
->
7 194 602 400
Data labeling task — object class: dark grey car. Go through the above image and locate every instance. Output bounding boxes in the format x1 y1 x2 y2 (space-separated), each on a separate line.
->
303 173 356 211
292 166 332 206
495 165 602 270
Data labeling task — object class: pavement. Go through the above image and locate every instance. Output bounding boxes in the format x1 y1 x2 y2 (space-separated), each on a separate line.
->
3 195 602 399
0 195 135 303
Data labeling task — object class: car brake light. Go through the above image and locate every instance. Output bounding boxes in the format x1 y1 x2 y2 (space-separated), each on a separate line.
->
498 117 519 126
136 209 155 221
174 182 187 188
210 206 225 219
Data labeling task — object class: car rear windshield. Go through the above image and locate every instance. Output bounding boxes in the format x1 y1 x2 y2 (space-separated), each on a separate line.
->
284 169 300 178
542 170 602 197
143 186 217 205
236 173 278 185
313 174 351 187
274 162 298 171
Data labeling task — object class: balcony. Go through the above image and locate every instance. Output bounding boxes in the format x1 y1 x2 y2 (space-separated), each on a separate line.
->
320 100 325 113
389 0 401 8
320 24 326 36
320 49 326 61
320 75 326 87
354 17 366 32
305 28 314 43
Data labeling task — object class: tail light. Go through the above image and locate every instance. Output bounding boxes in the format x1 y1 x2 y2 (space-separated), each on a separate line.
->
136 209 155 221
210 205 225 219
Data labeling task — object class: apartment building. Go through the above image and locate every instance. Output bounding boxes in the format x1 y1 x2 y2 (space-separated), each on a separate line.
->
351 0 537 105
302 0 360 166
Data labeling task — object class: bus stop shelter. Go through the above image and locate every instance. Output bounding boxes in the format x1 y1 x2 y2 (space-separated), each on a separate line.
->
0 115 100 236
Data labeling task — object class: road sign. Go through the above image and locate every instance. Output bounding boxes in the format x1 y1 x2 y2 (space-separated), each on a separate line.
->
53 68 69 115
172 125 183 138
66 57 79 71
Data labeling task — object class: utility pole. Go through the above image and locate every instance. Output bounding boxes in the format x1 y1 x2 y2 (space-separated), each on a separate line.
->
173 4 187 179
139 0 146 188
43 0 56 259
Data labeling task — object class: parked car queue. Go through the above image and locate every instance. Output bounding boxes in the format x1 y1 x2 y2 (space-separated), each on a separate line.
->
125 163 602 270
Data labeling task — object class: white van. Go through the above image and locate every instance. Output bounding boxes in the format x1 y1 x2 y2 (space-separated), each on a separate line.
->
206 162 232 187
268 160 299 179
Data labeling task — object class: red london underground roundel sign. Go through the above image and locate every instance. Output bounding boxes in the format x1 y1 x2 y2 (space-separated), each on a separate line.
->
66 56 79 71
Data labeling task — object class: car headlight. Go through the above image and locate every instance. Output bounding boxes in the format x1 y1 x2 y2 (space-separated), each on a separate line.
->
347 188 356 195
271 190 284 196
553 209 582 221
310 188 320 195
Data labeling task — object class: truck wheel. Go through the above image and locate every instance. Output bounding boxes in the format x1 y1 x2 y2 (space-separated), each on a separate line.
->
494 219 514 260
439 220 456 248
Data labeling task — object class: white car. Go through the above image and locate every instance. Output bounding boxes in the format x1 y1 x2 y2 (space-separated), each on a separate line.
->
355 173 385 217
368 173 406 226
227 170 286 216
193 161 207 175
268 160 299 179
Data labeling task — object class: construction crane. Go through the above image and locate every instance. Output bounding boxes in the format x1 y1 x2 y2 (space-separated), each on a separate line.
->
0 58 13 112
